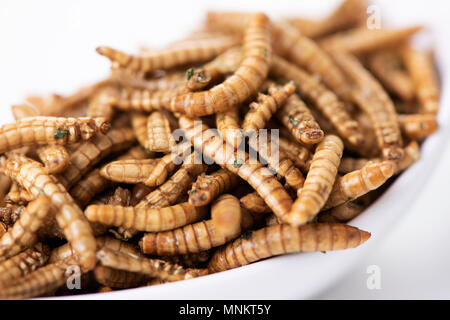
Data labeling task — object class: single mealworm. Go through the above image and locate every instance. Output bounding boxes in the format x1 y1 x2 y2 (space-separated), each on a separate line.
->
179 116 293 220
85 202 208 232
333 51 403 160
401 46 440 115
207 223 370 272
398 114 438 141
0 153 97 270
146 111 176 153
0 116 110 154
113 69 186 91
240 191 271 214
131 112 150 148
287 0 366 38
277 137 312 173
188 168 240 206
339 157 372 174
286 135 344 226
36 145 70 174
55 127 136 189
88 86 119 121
94 265 148 289
323 161 395 210
99 159 160 184
97 35 239 73
0 244 49 286
320 25 422 54
318 201 366 223
216 107 243 149
242 82 296 133
0 196 51 259
97 248 207 282
271 55 363 147
276 93 324 145
165 13 272 117
130 183 153 206
211 194 242 238
367 50 414 101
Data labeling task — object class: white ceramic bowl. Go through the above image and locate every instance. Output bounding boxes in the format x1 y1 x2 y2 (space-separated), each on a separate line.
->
1 0 448 299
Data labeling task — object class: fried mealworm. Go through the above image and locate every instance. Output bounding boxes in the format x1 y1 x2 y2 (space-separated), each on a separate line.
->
94 265 148 289
333 51 403 160
0 174 11 207
0 153 97 270
97 248 207 282
398 114 438 141
165 13 272 116
100 159 160 184
323 161 395 210
239 191 271 214
287 135 344 226
0 116 110 154
188 168 240 207
0 244 49 286
320 25 422 54
208 223 370 272
0 196 51 259
287 0 366 38
271 55 363 146
113 69 186 91
242 82 296 134
130 183 153 206
131 112 150 148
146 111 176 153
367 50 414 101
401 46 440 115
276 93 324 145
179 116 293 220
211 194 242 238
277 137 312 173
88 86 118 121
339 157 372 174
97 35 239 72
85 202 208 232
55 127 136 189
395 141 420 173
216 107 243 149
36 145 70 174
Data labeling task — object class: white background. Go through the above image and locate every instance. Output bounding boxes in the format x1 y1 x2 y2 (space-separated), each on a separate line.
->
1 0 449 299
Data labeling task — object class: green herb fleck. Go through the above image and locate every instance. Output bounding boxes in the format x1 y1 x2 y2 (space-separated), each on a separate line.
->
289 115 299 127
218 115 226 122
197 72 206 81
262 48 267 57
145 148 152 154
420 122 426 129
54 129 68 139
186 68 195 80
37 187 45 195
233 158 243 168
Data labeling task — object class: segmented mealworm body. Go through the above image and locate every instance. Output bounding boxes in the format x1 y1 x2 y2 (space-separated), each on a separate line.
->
0 244 49 285
0 153 97 270
240 191 271 214
339 157 371 174
100 159 160 184
276 93 324 145
321 26 422 54
368 50 414 101
166 13 272 116
211 194 242 238
97 248 207 282
88 87 118 121
277 137 312 173
0 175 11 207
130 183 153 206
333 51 403 160
147 111 176 153
242 82 296 133
131 112 150 148
188 168 240 206
97 35 239 72
395 141 420 173
179 116 293 220
216 107 243 149
401 46 439 115
94 265 148 289
323 161 394 210
85 202 207 232
0 196 51 259
271 56 363 146
208 223 370 272
287 135 344 226
36 145 70 173
113 70 186 91
398 114 438 141
55 127 136 189
0 117 110 154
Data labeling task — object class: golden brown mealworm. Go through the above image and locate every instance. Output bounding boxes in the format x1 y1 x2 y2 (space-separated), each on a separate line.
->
85 202 207 232
0 153 96 270
320 26 422 54
271 55 363 147
94 265 148 289
0 196 51 259
332 51 403 160
211 194 242 238
179 116 293 220
323 161 394 210
401 46 440 115
395 141 420 173
131 112 150 148
100 159 160 184
239 191 271 214
287 135 344 226
277 137 312 173
113 69 186 91
208 223 370 272
0 174 11 207
130 183 153 206
97 248 207 282
36 145 70 174
188 168 240 207
398 114 438 141
146 111 176 153
339 157 372 174
88 86 118 121
216 107 243 149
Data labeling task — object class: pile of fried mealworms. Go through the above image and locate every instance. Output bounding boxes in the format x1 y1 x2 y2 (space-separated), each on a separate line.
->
0 0 439 298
